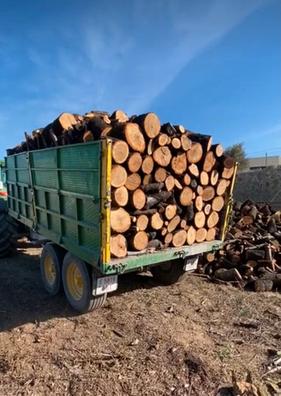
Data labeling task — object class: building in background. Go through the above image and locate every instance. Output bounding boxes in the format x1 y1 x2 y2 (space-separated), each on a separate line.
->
242 155 281 171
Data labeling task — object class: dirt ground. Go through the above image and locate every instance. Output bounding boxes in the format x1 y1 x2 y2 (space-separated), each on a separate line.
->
0 245 280 396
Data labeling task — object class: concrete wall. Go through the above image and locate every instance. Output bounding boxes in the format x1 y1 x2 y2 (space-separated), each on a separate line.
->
234 166 281 210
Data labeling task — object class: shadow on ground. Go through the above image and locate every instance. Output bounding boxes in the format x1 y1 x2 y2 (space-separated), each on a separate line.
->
0 245 159 332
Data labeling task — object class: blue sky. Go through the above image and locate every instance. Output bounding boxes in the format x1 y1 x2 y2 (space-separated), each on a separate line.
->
0 0 280 158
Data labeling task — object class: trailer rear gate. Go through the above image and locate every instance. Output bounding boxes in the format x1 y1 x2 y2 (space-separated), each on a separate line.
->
5 140 234 312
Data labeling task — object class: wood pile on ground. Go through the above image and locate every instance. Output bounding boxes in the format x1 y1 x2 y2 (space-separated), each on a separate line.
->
7 109 236 258
202 200 281 292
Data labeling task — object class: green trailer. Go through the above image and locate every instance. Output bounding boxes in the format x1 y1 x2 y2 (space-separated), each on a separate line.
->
4 139 237 312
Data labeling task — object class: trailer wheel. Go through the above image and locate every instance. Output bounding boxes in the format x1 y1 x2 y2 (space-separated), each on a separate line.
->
0 200 17 258
40 243 65 296
62 253 107 313
151 259 187 285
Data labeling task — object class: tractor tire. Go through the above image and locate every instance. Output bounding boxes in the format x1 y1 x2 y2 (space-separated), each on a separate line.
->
0 200 17 258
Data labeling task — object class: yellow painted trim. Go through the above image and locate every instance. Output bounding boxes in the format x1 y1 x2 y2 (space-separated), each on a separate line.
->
221 162 238 241
101 139 112 264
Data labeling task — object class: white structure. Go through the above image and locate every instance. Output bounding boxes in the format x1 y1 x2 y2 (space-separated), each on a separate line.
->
243 155 281 171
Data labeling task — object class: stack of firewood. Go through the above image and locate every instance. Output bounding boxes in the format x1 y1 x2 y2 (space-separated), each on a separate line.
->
7 110 236 258
203 200 281 292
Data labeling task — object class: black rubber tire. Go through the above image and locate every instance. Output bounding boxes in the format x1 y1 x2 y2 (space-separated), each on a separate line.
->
151 259 187 285
62 253 107 313
0 200 17 258
40 243 65 296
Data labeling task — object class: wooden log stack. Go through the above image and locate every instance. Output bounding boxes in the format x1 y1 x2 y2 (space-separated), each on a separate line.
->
7 109 236 259
201 200 281 292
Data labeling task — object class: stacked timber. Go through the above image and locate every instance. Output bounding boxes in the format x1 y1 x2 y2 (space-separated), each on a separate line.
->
202 201 281 292
7 109 235 258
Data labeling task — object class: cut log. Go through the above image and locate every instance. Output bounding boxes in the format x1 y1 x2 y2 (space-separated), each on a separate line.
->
165 204 177 220
171 137 181 149
195 196 203 211
165 175 175 191
222 167 234 179
142 182 164 193
205 252 215 262
174 179 183 190
197 185 203 196
171 153 187 175
194 211 206 228
142 155 154 174
147 139 154 155
111 165 127 188
161 227 168 236
186 142 203 164
164 233 173 245
186 204 194 222
254 279 273 292
203 151 216 172
134 112 161 139
151 212 164 230
111 109 129 123
83 131 94 142
202 186 215 202
129 231 149 251
207 211 219 228
200 171 209 186
188 164 199 177
195 228 207 243
112 186 129 207
143 174 153 185
210 169 219 186
133 208 157 216
158 133 170 146
153 146 172 167
204 203 211 216
154 167 167 183
183 173 191 186
162 122 177 136
167 215 181 233
180 219 187 229
214 268 243 282
212 196 225 212
110 234 127 258
136 214 149 231
52 113 77 134
175 125 186 134
216 179 228 196
187 132 212 152
131 188 146 210
127 152 142 173
222 156 235 169
123 123 146 153
125 173 142 191
146 191 172 209
186 226 196 245
112 140 129 164
180 187 193 206
212 144 224 158
181 135 192 151
206 228 216 241
111 208 131 233
172 230 187 247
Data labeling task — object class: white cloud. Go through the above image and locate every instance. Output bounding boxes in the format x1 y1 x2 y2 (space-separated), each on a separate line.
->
0 0 271 149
